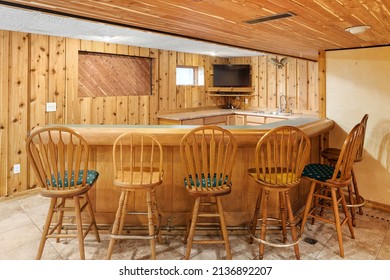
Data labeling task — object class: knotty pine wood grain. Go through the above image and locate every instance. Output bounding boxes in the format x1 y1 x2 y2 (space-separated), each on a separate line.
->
0 29 320 198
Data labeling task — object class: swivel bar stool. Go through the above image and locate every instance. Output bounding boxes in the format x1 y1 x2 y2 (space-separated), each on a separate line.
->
248 126 311 260
106 132 163 260
26 126 100 260
180 125 237 260
320 114 368 226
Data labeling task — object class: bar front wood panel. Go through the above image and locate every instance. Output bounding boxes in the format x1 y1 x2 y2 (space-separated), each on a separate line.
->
0 29 320 199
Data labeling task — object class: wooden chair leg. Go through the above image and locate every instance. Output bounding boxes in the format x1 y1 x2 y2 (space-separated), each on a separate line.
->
285 191 300 260
107 191 127 260
73 196 85 260
216 196 232 260
338 188 355 239
259 190 269 260
351 168 364 215
249 188 262 244
330 187 345 257
185 197 200 260
56 198 65 243
184 198 196 245
347 183 357 226
84 192 101 242
300 181 316 233
146 190 157 260
279 192 287 243
36 197 57 260
151 189 163 244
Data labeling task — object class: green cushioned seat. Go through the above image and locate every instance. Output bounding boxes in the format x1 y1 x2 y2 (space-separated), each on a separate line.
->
302 163 340 182
184 173 228 188
48 170 99 187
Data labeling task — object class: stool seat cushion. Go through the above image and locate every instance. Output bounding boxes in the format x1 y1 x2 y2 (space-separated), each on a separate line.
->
184 173 229 188
48 170 99 187
302 163 340 182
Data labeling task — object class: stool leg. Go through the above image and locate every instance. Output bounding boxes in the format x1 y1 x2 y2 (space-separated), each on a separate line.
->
84 192 101 242
106 190 127 260
330 187 344 258
338 187 355 239
73 196 85 260
118 191 129 236
347 182 357 226
146 190 157 260
259 190 269 260
300 181 316 233
279 192 287 243
36 197 57 260
285 191 300 260
351 168 364 215
249 188 262 244
151 189 163 244
56 198 65 243
185 197 200 260
216 196 232 260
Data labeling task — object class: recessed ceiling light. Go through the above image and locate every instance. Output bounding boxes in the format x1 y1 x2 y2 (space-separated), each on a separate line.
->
344 25 371 34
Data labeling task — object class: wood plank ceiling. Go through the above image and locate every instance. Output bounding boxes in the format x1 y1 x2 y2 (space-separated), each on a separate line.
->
1 0 390 61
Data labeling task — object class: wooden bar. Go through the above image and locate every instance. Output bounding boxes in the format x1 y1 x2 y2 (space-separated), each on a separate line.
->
35 118 334 228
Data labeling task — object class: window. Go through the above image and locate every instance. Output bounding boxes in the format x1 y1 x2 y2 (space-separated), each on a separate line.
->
176 66 204 86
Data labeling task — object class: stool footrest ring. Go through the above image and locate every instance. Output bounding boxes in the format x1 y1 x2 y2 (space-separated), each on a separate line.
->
250 233 302 248
346 195 365 208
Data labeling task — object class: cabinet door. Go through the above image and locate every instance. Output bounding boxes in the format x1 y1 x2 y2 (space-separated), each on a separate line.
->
226 115 235 125
235 115 246 126
181 118 204 125
204 115 226 125
264 117 287 124
245 115 265 125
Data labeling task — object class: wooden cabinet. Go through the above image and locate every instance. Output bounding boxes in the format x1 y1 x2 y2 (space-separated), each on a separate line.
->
265 117 287 124
181 118 204 125
227 115 245 125
204 115 226 125
245 115 265 125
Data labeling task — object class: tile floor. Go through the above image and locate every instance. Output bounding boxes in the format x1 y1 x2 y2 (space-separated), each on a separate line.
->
1 194 390 260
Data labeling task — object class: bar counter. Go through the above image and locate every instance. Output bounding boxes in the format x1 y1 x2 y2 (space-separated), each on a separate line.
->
45 117 334 229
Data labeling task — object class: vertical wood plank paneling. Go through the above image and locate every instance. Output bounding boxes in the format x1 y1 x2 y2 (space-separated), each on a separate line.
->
159 50 169 111
0 30 9 197
308 60 319 113
65 38 80 124
297 60 309 111
48 36 66 124
149 49 159 124
168 51 177 109
0 29 320 198
267 55 277 109
30 34 49 130
287 59 297 110
8 32 29 194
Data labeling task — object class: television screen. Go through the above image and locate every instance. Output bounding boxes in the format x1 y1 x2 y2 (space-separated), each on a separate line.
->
213 64 251 87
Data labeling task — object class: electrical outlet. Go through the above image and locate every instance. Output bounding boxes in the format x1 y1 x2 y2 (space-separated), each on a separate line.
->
14 164 21 174
46 102 56 112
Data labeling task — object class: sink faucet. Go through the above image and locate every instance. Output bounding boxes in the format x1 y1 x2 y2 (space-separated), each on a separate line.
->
279 95 287 113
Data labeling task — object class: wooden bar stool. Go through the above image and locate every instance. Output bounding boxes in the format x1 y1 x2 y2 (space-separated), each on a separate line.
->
26 126 101 260
180 125 237 260
301 122 365 257
106 132 163 260
248 126 311 260
320 114 368 226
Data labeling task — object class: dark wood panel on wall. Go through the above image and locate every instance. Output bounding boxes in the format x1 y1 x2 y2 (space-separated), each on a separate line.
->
78 51 152 97
0 29 319 198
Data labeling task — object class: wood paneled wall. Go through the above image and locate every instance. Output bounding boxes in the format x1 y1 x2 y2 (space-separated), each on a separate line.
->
0 29 319 198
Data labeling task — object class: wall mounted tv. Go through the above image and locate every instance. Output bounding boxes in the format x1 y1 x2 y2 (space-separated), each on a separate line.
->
212 64 251 87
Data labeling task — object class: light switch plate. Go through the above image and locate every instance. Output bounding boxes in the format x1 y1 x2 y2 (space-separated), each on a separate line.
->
14 164 20 174
46 102 56 112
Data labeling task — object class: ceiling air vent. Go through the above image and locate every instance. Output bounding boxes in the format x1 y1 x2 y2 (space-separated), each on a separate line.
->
245 12 296 24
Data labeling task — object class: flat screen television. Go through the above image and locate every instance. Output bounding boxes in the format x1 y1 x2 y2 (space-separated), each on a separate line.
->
213 64 251 87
